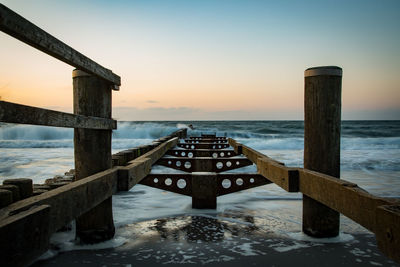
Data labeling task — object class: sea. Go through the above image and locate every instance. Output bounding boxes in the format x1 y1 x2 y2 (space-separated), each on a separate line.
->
1 120 400 265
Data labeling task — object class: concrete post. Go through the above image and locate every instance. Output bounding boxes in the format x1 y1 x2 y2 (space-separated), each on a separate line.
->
303 66 342 237
73 69 115 243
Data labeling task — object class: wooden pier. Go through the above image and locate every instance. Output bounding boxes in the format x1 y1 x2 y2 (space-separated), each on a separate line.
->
0 4 399 266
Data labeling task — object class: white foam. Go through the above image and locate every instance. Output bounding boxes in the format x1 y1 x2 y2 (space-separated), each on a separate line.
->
287 232 354 243
270 241 310 252
231 242 258 256
58 236 127 251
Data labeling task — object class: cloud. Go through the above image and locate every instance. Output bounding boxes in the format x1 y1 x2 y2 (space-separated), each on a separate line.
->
146 100 159 104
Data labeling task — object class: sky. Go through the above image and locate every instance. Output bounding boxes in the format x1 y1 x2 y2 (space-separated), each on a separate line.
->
1 0 399 120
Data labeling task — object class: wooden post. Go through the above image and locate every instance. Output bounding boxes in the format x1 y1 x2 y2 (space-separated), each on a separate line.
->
303 66 342 237
73 69 115 243
192 173 217 209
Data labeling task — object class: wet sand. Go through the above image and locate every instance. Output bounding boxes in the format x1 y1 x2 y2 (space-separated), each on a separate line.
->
33 215 398 267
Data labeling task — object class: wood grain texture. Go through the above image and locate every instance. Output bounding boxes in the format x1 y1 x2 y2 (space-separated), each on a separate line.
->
375 204 400 263
0 4 120 86
299 169 397 233
73 72 115 243
257 158 299 192
0 100 116 129
303 70 342 237
118 138 178 191
0 168 119 235
0 205 50 267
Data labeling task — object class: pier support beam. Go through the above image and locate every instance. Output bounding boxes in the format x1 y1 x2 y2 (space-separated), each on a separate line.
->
192 173 217 209
303 66 342 237
73 70 115 243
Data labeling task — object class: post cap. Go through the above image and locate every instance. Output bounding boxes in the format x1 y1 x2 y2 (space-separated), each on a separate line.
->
305 66 342 77
72 69 92 78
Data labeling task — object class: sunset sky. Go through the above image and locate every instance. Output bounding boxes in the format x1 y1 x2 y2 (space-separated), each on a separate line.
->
1 0 399 120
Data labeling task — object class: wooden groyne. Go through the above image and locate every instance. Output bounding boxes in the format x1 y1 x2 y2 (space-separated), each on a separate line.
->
0 4 399 266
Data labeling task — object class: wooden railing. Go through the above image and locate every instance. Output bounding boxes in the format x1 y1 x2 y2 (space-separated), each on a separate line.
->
0 3 398 266
0 100 116 129
0 3 125 266
0 4 120 87
0 5 188 266
0 131 185 266
0 3 120 131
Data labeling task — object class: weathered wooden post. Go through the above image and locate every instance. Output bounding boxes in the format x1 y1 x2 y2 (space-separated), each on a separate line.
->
192 173 217 209
303 66 342 237
73 69 115 243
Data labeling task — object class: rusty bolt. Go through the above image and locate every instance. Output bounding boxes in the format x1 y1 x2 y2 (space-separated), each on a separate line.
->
386 228 393 241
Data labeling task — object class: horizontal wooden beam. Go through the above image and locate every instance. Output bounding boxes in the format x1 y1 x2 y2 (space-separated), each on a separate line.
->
0 168 118 266
228 138 284 165
184 139 228 143
217 174 271 196
229 137 400 262
0 168 119 235
117 158 152 191
140 174 192 196
0 4 121 86
166 149 238 158
0 100 116 129
157 157 252 173
375 204 400 263
118 137 179 191
136 137 179 164
177 143 230 149
298 169 398 233
140 173 271 197
112 130 187 167
257 157 299 192
0 205 50 266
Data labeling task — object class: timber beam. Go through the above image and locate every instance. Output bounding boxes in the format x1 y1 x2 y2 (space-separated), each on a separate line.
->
166 149 238 158
117 138 178 191
190 136 226 140
178 143 230 149
0 4 121 86
0 100 116 129
139 173 271 197
184 139 228 143
156 157 252 173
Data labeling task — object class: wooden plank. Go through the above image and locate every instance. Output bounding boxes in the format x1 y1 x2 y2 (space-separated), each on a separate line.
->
257 158 299 192
229 138 284 165
166 149 237 158
118 158 152 191
299 169 398 233
139 174 192 196
118 137 178 191
0 168 119 235
0 100 116 129
375 204 400 263
0 205 50 267
217 174 272 196
177 143 230 149
135 137 178 164
184 139 228 143
157 157 252 173
0 4 121 86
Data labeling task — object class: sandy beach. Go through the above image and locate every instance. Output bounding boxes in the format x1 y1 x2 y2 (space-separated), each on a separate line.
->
33 214 398 267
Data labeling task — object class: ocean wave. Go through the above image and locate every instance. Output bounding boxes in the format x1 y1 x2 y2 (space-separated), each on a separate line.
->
0 124 73 140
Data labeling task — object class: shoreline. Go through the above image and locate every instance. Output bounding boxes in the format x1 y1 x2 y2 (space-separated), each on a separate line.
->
33 215 398 267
